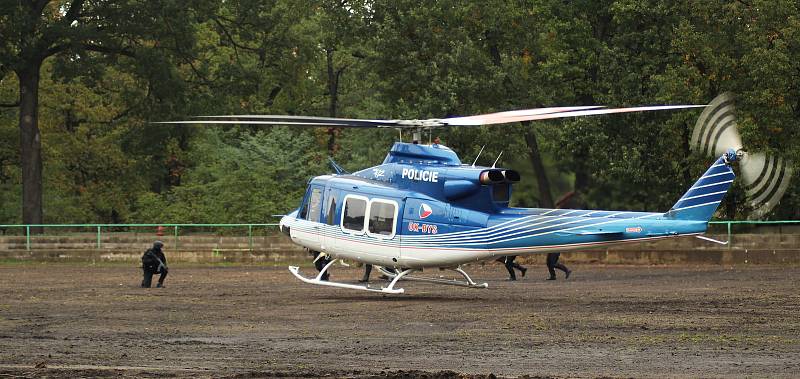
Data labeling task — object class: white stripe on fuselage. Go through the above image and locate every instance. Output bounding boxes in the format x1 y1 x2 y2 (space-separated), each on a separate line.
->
402 208 568 241
411 211 617 246
406 210 591 243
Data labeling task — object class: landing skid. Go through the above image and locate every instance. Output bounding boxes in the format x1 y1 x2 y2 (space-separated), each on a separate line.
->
377 266 489 289
288 258 414 294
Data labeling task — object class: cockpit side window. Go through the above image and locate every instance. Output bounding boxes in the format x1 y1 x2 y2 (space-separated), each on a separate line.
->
298 191 310 219
307 188 322 222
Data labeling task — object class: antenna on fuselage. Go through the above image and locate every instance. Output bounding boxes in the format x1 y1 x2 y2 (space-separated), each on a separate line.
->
471 145 485 167
412 129 421 144
328 157 349 174
491 151 503 168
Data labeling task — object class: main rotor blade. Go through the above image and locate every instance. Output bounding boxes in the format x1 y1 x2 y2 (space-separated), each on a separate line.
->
437 106 604 126
442 105 706 126
156 104 705 128
155 116 406 128
155 120 392 127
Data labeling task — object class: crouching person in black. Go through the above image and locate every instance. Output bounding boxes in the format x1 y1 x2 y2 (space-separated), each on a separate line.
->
309 249 331 281
142 241 168 288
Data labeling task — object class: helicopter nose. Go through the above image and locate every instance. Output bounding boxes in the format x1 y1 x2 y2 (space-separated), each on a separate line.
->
279 215 291 236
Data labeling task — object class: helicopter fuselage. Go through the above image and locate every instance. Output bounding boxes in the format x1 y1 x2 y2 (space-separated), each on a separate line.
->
279 142 725 269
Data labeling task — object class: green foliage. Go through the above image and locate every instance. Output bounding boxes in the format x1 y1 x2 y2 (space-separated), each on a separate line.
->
0 0 798 223
131 127 326 223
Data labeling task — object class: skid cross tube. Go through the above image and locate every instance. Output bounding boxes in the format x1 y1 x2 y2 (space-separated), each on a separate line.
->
378 266 488 289
288 261 407 294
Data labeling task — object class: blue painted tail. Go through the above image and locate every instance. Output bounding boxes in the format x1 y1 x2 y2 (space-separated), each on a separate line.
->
667 155 735 221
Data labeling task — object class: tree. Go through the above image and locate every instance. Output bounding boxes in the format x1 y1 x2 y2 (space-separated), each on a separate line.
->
0 0 214 227
132 127 326 223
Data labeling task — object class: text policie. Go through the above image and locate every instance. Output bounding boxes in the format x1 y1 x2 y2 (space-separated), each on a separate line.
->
401 168 439 183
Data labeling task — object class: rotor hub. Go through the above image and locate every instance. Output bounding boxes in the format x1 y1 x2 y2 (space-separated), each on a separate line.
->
723 148 740 164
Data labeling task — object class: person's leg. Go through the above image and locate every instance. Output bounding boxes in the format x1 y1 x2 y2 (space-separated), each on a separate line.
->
551 252 570 278
546 253 557 280
156 269 168 287
555 262 571 279
311 251 331 281
142 269 154 288
503 257 516 280
313 252 324 272
509 256 526 276
379 266 396 280
320 256 331 281
359 264 372 282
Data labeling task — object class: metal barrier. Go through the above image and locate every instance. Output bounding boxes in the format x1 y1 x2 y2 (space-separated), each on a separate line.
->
708 220 800 247
0 223 280 251
1 220 798 252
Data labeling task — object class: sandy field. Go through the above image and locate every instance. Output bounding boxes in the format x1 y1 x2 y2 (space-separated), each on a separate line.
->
0 262 798 378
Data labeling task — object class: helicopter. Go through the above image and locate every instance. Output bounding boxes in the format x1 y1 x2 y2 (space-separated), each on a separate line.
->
163 94 791 294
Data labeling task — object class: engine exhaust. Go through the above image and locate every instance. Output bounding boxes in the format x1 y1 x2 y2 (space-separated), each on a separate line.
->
502 170 520 183
479 170 505 185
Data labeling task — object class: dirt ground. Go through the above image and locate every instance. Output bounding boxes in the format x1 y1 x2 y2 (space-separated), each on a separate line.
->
0 262 798 378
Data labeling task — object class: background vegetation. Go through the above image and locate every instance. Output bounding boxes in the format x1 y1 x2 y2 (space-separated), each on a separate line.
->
1 0 798 224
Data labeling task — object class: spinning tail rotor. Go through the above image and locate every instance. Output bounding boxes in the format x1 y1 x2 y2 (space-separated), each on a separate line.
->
691 92 793 219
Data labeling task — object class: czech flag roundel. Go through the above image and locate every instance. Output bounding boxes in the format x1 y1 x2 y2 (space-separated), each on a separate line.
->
419 203 433 219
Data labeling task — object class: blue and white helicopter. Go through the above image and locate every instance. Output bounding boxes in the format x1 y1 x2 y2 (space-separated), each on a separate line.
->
170 94 791 294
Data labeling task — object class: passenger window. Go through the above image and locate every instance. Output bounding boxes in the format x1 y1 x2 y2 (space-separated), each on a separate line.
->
326 195 337 225
368 201 396 237
342 197 367 232
307 188 322 222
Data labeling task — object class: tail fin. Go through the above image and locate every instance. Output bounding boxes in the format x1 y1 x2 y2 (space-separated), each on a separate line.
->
667 155 736 221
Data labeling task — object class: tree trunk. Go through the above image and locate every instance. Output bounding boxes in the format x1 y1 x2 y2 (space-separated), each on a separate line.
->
523 123 554 208
681 120 692 186
325 48 339 156
17 62 44 231
326 49 338 118
572 152 590 210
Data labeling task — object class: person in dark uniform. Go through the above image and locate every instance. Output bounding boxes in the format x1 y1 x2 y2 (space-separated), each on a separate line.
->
360 264 399 282
496 255 527 280
359 264 373 283
546 252 571 280
310 250 331 281
141 241 168 288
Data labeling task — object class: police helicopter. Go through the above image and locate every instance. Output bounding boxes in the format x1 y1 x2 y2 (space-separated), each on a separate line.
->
164 93 792 294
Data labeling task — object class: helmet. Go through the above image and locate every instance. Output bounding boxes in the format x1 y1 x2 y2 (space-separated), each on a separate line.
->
153 240 164 249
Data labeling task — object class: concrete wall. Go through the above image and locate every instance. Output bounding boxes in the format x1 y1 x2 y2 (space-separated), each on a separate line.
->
0 233 798 265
